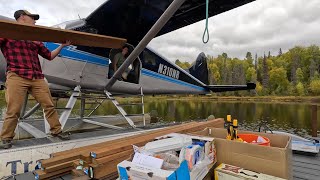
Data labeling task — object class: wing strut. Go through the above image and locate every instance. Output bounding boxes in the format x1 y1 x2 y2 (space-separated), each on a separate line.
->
104 0 187 90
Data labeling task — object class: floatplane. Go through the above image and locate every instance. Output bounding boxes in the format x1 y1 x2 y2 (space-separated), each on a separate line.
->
0 0 261 177
0 0 256 136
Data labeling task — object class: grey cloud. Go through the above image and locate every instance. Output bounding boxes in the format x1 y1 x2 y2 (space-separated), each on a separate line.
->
150 0 320 62
1 0 320 62
0 0 106 26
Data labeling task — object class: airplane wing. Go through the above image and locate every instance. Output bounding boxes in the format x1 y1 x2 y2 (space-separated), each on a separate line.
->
81 0 256 46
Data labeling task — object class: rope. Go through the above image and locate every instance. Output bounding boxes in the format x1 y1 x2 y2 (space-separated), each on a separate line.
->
202 0 210 43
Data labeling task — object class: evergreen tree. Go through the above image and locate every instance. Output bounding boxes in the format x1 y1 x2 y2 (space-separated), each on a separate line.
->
262 53 269 89
254 53 258 70
310 59 317 78
203 45 320 96
278 48 282 56
245 52 253 65
291 53 299 85
221 53 228 84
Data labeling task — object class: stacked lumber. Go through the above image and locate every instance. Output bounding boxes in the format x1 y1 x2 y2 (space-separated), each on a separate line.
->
35 119 224 179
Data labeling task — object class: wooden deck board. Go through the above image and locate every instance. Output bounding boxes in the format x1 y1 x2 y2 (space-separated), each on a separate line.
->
293 153 320 180
9 153 320 180
3 127 319 180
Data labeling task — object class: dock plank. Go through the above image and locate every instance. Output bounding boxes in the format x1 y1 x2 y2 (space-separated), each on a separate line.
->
293 161 319 172
3 124 319 180
293 153 320 180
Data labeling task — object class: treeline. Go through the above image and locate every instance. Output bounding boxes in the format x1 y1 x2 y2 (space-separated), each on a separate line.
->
175 45 320 96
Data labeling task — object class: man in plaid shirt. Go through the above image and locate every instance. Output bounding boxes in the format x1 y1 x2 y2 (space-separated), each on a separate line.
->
0 10 71 149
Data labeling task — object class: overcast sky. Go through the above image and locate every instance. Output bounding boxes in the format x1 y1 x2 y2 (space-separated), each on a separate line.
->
1 0 320 62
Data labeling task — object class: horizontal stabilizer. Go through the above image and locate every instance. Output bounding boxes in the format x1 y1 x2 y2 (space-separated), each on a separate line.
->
205 83 256 92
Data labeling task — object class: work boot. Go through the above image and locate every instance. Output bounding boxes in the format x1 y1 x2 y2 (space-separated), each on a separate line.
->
0 140 13 149
52 132 70 140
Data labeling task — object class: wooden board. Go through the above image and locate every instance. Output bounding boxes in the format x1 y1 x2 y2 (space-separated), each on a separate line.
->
91 149 133 165
39 119 224 179
91 119 224 159
35 166 73 179
51 122 199 157
41 123 196 168
45 119 224 167
89 156 129 179
41 154 81 168
0 19 127 49
44 161 75 173
90 123 202 159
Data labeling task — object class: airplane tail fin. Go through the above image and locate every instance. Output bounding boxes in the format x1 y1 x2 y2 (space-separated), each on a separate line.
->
187 52 256 92
188 52 209 84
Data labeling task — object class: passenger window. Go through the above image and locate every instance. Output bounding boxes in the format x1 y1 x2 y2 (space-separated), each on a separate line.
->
143 50 156 66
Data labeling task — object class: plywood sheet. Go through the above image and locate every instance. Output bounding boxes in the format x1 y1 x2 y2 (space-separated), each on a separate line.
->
0 20 127 49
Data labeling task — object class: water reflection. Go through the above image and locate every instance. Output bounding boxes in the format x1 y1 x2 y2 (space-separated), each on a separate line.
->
0 98 319 138
144 99 319 138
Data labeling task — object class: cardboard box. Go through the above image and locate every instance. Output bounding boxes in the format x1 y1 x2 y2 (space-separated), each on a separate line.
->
215 163 286 180
156 133 217 164
190 128 292 180
117 160 190 180
117 134 217 180
118 159 214 180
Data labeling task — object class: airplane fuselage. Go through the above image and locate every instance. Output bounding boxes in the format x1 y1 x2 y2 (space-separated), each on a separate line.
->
41 43 208 95
0 41 208 95
0 14 208 95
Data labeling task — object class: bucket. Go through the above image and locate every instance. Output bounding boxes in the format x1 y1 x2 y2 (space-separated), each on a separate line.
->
238 134 270 146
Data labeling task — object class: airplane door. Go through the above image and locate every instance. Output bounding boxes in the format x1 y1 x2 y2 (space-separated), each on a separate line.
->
74 45 110 87
126 57 141 84
108 46 141 84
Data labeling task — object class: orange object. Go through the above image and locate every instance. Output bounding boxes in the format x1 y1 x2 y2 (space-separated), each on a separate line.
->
238 134 270 146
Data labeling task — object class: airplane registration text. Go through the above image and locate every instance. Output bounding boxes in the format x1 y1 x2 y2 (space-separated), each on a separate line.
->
158 64 180 79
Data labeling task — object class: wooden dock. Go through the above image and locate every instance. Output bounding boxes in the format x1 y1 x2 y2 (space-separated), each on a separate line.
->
1 118 319 180
1 119 224 179
7 152 320 180
293 153 320 180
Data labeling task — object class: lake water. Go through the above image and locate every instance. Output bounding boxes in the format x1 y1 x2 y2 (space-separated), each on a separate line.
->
0 98 319 138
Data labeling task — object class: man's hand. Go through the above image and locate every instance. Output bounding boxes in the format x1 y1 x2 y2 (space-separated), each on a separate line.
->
62 40 72 47
51 40 72 60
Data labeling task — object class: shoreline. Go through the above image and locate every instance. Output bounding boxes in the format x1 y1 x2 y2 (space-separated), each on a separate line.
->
0 95 319 104
145 95 320 104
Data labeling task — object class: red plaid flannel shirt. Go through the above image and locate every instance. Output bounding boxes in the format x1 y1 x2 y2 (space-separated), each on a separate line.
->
0 38 52 79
